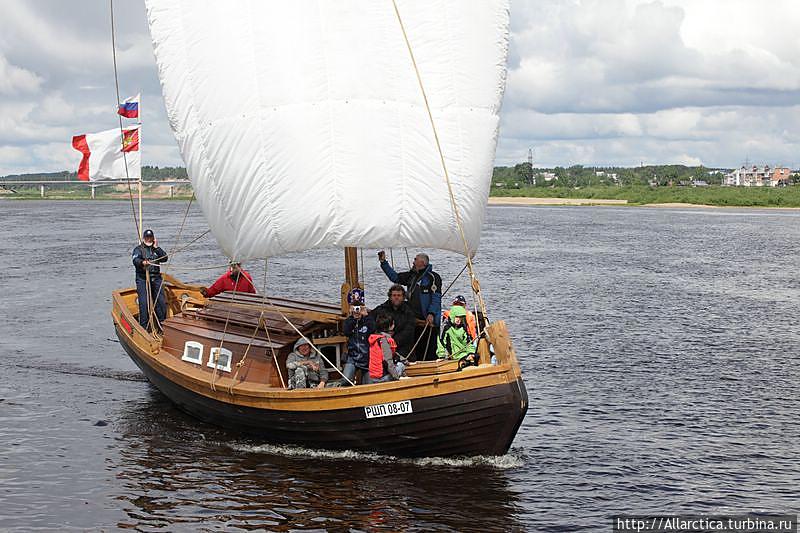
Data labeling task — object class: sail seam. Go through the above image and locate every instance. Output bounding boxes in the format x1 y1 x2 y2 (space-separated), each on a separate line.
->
152 1 238 256
317 0 344 246
245 0 287 256
391 0 489 319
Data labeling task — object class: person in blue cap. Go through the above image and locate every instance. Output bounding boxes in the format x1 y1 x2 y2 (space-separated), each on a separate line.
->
341 288 375 385
131 229 168 331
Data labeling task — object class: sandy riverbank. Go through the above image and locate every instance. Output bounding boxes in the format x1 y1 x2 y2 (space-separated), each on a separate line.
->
488 197 628 206
488 197 800 210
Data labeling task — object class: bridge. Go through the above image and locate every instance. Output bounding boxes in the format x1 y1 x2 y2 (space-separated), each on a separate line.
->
0 179 192 198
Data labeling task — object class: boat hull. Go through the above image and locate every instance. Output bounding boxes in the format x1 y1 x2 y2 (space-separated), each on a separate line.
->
117 325 528 458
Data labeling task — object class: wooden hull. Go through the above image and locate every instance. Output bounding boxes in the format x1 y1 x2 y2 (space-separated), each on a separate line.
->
112 280 528 458
118 327 527 457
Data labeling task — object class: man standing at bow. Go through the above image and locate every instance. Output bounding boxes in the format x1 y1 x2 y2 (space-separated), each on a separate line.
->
132 229 168 331
377 251 442 361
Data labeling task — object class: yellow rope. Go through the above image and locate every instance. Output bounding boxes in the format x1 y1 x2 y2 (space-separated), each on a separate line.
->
391 0 489 320
109 0 140 243
210 257 242 391
227 311 264 394
146 194 195 333
261 259 287 389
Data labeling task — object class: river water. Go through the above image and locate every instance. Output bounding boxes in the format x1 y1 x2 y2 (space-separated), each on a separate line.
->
1 200 798 531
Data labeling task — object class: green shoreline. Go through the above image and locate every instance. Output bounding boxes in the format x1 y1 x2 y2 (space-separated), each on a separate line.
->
5 185 800 208
489 185 800 208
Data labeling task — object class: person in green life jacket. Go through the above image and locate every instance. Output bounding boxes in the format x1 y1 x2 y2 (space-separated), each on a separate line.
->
437 305 477 364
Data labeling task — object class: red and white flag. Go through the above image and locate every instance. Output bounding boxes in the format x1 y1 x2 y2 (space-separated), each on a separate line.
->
71 126 141 181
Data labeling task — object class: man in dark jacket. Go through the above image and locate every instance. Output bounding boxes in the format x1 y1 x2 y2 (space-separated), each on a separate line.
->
370 284 416 359
132 229 168 330
377 251 442 361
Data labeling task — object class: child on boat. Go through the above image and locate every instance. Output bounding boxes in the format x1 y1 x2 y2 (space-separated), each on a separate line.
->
437 305 477 365
342 288 375 385
367 314 406 383
286 338 328 389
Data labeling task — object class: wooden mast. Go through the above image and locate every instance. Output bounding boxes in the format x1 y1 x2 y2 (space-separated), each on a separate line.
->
341 247 360 314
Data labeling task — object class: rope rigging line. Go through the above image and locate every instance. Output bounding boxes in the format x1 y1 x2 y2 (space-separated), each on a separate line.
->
109 0 140 242
209 255 246 391
391 0 489 321
260 259 286 389
406 321 430 360
169 229 211 256
441 263 469 298
359 248 365 288
146 194 195 333
259 295 355 387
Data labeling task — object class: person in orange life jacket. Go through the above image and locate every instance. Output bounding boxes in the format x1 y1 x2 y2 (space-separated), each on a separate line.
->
366 313 406 383
442 295 478 339
131 229 168 330
377 250 442 362
201 261 257 298
341 288 375 385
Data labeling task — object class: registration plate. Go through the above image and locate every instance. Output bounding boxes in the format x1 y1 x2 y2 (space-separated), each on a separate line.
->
364 400 413 419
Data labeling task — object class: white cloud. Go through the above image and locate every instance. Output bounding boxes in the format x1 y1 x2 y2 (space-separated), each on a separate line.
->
497 0 800 167
0 54 42 94
0 0 798 174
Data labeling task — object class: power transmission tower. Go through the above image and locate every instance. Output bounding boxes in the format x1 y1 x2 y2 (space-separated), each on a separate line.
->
528 147 535 185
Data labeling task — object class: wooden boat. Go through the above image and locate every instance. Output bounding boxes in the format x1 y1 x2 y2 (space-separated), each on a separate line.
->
112 269 527 457
113 0 527 457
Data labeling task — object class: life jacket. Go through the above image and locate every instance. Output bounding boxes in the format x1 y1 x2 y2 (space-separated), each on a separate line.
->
368 333 396 379
436 322 476 360
442 308 478 339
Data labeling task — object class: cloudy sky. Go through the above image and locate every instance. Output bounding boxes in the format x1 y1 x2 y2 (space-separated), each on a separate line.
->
1 0 798 176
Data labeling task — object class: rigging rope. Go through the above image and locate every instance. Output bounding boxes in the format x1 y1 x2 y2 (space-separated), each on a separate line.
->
442 263 469 298
109 0 140 242
210 255 243 391
260 296 355 387
359 248 365 288
391 0 489 321
261 259 286 389
146 194 195 332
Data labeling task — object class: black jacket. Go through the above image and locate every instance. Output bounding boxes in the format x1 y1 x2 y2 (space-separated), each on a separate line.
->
380 261 443 325
132 244 168 280
370 299 417 358
343 314 375 369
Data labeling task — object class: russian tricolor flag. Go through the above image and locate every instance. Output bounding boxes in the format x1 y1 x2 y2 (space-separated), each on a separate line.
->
118 93 140 119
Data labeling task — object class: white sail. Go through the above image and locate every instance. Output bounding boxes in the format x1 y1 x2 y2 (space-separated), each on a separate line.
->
146 0 509 260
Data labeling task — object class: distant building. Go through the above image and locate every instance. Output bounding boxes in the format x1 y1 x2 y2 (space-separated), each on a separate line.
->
540 172 557 182
724 165 791 187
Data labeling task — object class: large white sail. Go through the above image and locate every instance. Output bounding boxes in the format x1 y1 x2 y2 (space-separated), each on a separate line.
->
146 0 509 260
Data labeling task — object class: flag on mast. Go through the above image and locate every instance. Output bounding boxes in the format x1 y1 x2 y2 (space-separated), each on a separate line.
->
117 93 140 118
72 126 141 181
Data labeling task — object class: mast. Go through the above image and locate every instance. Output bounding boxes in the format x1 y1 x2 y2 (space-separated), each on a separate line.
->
341 247 360 314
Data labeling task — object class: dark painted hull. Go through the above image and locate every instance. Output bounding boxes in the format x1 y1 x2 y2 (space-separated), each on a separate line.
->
117 327 528 457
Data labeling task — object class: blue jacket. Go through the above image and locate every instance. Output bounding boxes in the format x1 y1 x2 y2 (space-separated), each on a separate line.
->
380 261 442 327
343 314 375 369
132 244 168 280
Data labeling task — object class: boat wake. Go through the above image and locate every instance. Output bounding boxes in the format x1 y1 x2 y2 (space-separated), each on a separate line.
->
14 361 147 382
227 442 526 469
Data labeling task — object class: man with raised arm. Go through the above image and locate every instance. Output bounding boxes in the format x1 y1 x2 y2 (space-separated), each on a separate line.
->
377 251 442 361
